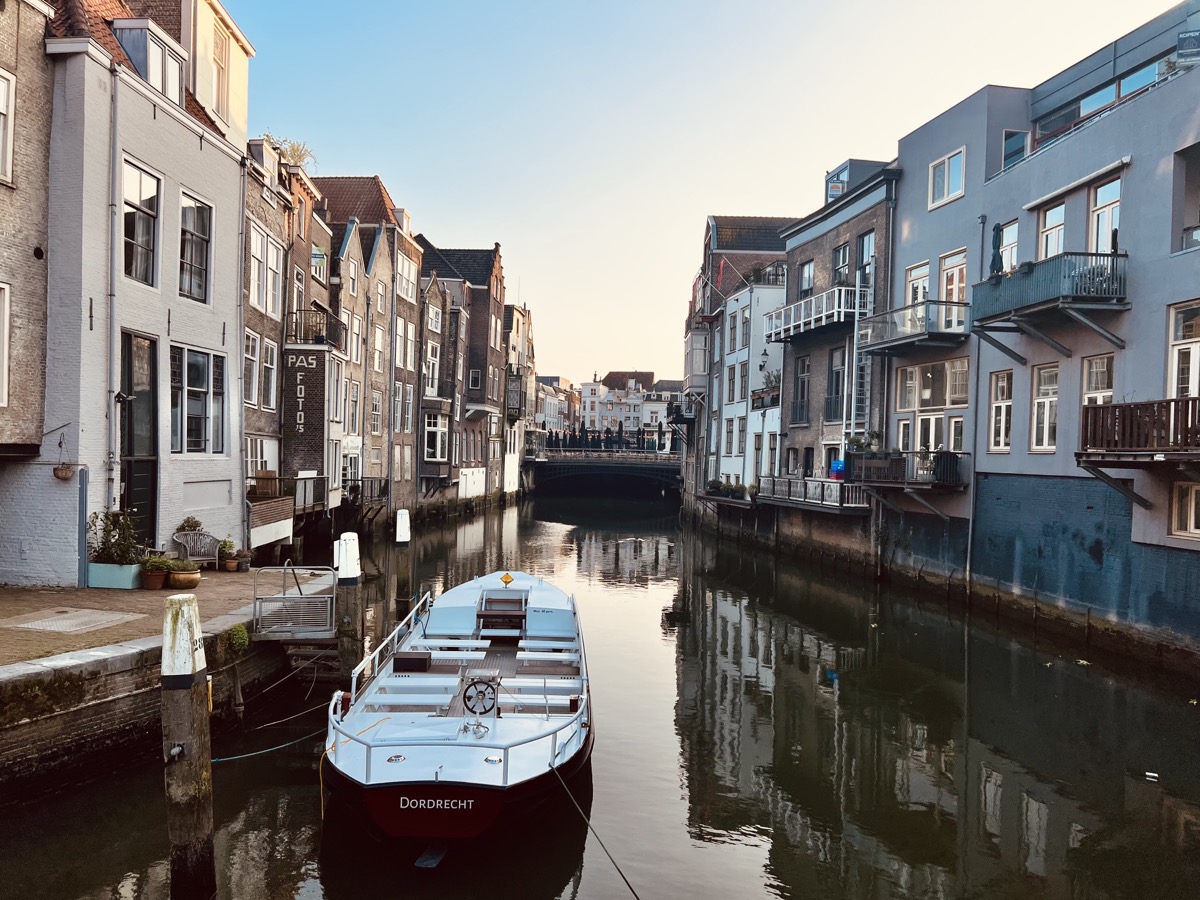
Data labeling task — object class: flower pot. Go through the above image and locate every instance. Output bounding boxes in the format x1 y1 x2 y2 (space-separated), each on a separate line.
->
88 562 141 590
168 571 202 589
237 558 251 573
223 559 238 571
141 568 168 590
53 463 75 481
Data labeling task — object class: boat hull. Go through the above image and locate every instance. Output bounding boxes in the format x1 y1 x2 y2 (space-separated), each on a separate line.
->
322 724 594 841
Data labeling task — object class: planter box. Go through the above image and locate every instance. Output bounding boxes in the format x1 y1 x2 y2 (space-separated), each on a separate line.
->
87 563 141 590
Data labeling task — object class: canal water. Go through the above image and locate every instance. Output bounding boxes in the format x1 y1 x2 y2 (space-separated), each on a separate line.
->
3 497 1200 899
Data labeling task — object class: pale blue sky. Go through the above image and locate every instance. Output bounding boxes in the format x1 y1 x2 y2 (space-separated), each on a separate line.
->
223 0 1176 384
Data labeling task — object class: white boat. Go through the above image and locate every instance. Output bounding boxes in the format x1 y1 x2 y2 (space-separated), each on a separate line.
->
322 570 594 840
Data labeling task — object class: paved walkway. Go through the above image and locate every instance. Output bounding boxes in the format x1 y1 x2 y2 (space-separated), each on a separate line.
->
0 569 277 667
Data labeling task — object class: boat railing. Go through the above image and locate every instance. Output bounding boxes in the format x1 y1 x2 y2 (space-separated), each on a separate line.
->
326 692 591 787
350 590 434 702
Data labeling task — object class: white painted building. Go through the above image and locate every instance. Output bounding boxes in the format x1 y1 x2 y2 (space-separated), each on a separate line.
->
24 0 254 585
716 283 784 488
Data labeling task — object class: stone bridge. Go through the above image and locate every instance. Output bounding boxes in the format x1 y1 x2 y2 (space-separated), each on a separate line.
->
528 449 682 490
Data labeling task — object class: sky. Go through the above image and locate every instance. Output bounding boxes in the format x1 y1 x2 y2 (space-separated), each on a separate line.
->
222 0 1178 385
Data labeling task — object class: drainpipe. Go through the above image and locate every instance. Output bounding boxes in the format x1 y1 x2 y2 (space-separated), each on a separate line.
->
235 155 249 550
386 224 397 520
105 64 122 512
964 215 987 587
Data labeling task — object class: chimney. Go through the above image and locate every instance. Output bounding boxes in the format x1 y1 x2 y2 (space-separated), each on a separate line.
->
393 208 411 234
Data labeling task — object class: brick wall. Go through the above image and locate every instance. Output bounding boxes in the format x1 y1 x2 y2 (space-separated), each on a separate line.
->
280 347 329 474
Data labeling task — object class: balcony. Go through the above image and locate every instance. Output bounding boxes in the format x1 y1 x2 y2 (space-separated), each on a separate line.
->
667 398 697 423
1078 398 1200 466
971 252 1128 324
765 286 869 342
751 387 780 410
287 310 345 350
844 450 969 490
247 474 328 515
343 476 388 507
859 300 970 354
757 476 869 513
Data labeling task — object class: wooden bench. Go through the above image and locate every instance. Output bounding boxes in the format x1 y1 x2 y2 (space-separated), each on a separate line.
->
518 639 578 651
517 650 581 667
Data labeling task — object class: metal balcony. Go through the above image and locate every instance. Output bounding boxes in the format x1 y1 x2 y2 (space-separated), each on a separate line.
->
971 252 1128 323
859 300 970 353
844 451 969 489
757 476 869 513
287 310 345 350
765 286 869 342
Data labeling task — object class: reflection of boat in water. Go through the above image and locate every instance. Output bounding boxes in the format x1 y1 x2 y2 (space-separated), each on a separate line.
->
320 761 592 898
322 571 594 841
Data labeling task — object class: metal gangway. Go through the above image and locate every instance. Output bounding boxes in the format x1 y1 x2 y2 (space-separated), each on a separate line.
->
252 564 337 641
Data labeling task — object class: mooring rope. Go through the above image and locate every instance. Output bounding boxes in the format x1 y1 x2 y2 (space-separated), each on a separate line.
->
211 727 325 763
550 764 642 900
248 700 328 731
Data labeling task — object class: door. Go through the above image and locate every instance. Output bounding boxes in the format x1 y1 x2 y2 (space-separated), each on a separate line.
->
753 434 762 484
120 333 158 548
917 414 945 451
802 447 814 479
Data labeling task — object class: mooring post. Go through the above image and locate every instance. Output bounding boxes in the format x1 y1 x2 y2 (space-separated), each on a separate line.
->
335 532 364 681
160 593 216 900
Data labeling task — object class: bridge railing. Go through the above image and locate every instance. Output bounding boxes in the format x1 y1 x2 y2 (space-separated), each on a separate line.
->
541 449 681 464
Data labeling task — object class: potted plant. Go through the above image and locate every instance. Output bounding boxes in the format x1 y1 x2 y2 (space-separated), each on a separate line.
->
140 555 173 590
168 558 202 590
235 547 252 572
176 515 204 533
87 510 141 589
219 535 237 571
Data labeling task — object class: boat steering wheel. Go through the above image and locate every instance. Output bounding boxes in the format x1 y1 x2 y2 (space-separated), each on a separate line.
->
463 680 497 716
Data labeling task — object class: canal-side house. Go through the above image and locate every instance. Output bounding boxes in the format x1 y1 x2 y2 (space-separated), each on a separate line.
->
241 137 292 555
964 4 1200 633
416 236 507 501
503 303 541 474
416 272 466 505
644 379 683 452
0 0 54 584
35 0 252 585
678 216 790 510
431 271 484 504
279 161 339 538
856 86 1029 575
713 271 784 491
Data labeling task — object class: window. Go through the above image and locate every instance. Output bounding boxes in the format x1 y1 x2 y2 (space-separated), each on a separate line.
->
833 243 851 285
724 418 734 455
741 307 750 348
897 366 917 411
170 346 225 454
243 331 259 406
906 262 930 305
404 384 414 432
370 390 382 434
351 315 363 364
728 313 738 353
1032 364 1058 451
798 261 814 299
1040 203 1065 259
999 221 1019 272
393 381 402 433
338 448 354 489
0 70 14 182
397 253 418 303
249 228 265 310
940 250 967 328
1083 354 1113 405
949 357 969 406
929 148 965 207
296 197 305 238
123 162 159 284
429 305 443 333
0 283 8 406
373 325 384 372
1091 179 1121 254
293 266 304 313
990 371 1012 451
726 365 735 399
311 248 326 283
212 25 229 120
857 231 875 286
406 322 416 372
1003 130 1028 169
897 419 912 452
376 282 385 314
179 194 211 302
829 347 845 401
1173 483 1200 538
425 413 449 461
1171 301 1200 397
737 417 746 454
266 242 282 317
949 416 964 452
348 381 360 433
739 361 748 401
348 259 358 295
470 369 481 390
426 341 440 395
261 340 277 410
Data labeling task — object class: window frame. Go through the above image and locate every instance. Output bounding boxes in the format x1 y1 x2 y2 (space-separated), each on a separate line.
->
1031 363 1059 451
905 262 930 306
929 147 966 209
1172 482 1200 539
170 345 226 455
797 260 814 299
1083 353 1114 405
989 370 1012 452
243 330 260 407
1002 130 1028 170
348 259 359 295
351 315 363 365
348 380 360 433
0 68 15 184
212 23 230 121
179 192 212 303
1039 203 1065 260
123 160 160 286
370 390 383 435
424 412 449 462
1090 178 1121 254
373 325 385 373
261 339 278 411
999 220 1019 272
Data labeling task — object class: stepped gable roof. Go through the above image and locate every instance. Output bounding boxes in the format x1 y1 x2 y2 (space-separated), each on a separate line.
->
312 176 401 226
50 0 224 137
710 216 794 252
602 371 653 391
415 235 497 286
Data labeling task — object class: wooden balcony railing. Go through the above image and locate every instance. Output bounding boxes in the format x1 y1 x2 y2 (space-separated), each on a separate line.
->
247 475 328 514
1080 398 1200 454
844 451 969 488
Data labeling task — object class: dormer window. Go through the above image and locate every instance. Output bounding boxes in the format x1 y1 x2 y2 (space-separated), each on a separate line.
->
113 21 186 107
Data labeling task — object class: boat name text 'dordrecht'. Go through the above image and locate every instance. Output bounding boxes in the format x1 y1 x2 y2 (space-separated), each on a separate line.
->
397 797 476 810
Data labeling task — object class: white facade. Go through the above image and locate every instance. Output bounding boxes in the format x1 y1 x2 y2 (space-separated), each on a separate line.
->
716 285 783 487
580 379 645 441
27 15 251 585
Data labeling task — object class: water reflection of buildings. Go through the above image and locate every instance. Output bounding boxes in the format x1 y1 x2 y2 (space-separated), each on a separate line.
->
674 537 1200 898
575 533 676 586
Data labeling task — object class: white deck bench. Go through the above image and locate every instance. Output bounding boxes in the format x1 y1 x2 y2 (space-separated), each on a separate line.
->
364 696 453 711
377 675 461 695
479 628 522 638
517 650 581 666
518 639 578 651
502 676 582 693
499 695 576 709
430 650 487 665
408 639 491 651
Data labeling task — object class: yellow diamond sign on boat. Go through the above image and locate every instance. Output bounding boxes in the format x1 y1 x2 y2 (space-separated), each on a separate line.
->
500 572 513 586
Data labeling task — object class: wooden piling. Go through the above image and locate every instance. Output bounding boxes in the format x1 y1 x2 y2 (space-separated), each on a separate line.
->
160 593 216 900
